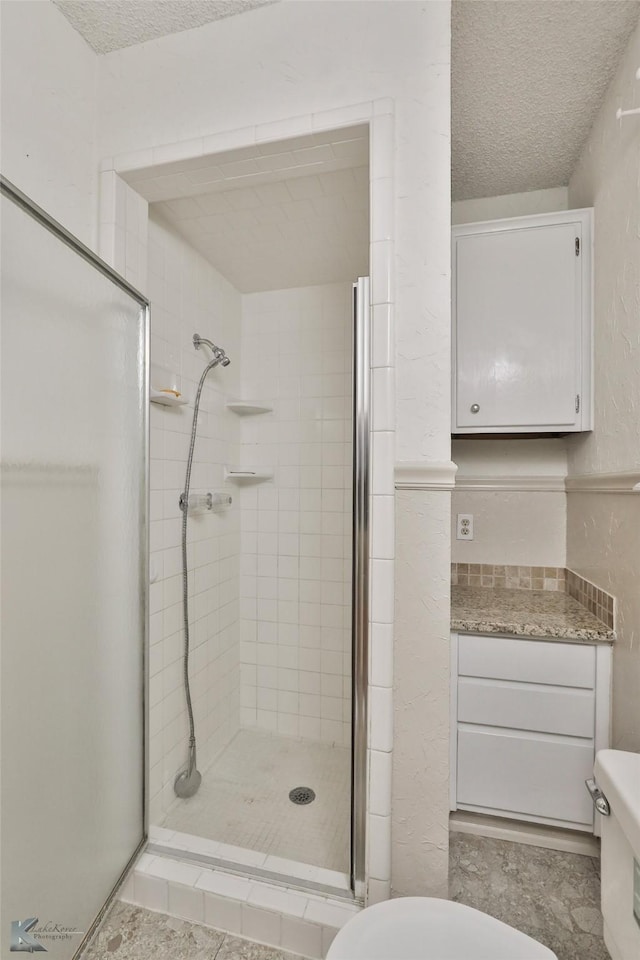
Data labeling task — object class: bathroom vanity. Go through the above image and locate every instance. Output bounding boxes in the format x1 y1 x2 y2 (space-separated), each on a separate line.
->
450 586 613 833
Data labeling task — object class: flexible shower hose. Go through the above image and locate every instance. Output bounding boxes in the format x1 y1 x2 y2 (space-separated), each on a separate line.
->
179 357 220 773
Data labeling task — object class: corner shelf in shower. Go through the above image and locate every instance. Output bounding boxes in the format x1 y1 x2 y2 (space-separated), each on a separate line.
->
224 467 273 483
150 389 189 407
225 400 273 416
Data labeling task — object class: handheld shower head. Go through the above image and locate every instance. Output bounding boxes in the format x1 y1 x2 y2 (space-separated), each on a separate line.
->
193 333 231 366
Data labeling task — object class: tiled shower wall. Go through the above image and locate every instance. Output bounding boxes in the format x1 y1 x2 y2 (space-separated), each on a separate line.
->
238 283 353 746
147 210 243 821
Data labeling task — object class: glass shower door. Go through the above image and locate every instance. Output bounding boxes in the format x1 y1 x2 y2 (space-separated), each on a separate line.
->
0 181 148 959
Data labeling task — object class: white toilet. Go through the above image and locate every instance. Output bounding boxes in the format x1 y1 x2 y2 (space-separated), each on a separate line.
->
326 896 557 959
592 749 640 960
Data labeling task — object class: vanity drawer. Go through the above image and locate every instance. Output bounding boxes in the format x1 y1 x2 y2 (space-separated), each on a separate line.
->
458 677 595 738
457 727 595 825
458 634 596 688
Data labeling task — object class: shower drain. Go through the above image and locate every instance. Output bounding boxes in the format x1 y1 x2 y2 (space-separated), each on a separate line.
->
289 786 316 805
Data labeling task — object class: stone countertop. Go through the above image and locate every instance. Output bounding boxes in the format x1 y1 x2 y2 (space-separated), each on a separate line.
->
451 585 615 643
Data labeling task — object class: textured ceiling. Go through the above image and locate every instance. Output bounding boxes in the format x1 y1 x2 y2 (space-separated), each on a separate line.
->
137 127 369 292
53 0 276 53
452 0 640 200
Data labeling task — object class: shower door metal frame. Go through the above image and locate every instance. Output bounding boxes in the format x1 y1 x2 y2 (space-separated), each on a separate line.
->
0 175 150 958
351 275 370 899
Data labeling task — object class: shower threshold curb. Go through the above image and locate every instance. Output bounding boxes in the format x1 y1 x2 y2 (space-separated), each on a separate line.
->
147 824 352 896
146 842 353 901
119 849 361 960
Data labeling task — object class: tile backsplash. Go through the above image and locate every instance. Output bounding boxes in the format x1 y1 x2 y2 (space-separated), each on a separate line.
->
451 563 615 629
566 569 615 630
451 563 566 592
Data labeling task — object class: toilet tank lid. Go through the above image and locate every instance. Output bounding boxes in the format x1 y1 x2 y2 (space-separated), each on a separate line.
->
594 749 640 856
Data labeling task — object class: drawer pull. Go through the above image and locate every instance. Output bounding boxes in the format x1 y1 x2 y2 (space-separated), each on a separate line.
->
585 778 610 816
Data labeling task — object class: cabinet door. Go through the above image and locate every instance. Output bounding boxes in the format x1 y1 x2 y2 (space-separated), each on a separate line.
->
457 728 595 826
454 221 581 430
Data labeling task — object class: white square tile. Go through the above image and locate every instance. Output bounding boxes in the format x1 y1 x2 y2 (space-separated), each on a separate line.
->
241 903 282 946
368 813 391 880
371 303 393 369
372 432 395 496
371 495 394 560
369 686 393 752
248 883 308 918
369 749 392 817
146 857 202 886
367 878 391 905
135 852 157 873
215 842 269 868
133 873 168 912
312 103 372 130
202 126 256 155
167 881 204 922
371 178 393 242
370 621 393 688
118 874 135 903
256 115 312 143
195 870 252 901
372 367 395 432
322 925 339 956
304 898 359 929
281 916 323 958
370 559 394 624
153 139 203 166
370 114 394 180
113 148 155 173
370 240 393 305
203 892 243 933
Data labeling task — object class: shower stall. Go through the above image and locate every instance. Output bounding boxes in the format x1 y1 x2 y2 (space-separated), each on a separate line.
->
148 270 370 893
140 124 374 900
1 117 384 956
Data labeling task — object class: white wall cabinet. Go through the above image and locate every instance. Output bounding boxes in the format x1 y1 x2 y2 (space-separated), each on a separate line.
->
452 209 593 434
450 633 611 833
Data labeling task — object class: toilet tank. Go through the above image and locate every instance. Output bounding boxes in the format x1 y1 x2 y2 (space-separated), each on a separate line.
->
593 750 640 960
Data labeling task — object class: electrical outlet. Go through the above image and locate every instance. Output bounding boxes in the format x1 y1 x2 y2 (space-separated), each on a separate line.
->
456 513 474 540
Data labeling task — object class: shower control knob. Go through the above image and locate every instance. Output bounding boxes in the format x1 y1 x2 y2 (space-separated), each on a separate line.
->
470 403 480 414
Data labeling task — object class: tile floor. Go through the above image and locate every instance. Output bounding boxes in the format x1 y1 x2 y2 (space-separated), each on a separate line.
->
84 834 609 960
82 901 303 960
450 834 608 960
160 730 351 873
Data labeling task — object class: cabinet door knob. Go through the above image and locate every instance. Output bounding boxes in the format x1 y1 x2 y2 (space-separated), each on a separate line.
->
470 403 480 414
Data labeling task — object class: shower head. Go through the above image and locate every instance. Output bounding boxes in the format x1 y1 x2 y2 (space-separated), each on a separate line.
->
193 333 231 366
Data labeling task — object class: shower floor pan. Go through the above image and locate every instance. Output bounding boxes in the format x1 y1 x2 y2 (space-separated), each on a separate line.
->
159 728 350 874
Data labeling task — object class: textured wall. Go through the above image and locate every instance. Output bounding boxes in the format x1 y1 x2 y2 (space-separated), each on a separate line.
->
0 1 98 247
393 491 451 898
567 494 640 750
451 491 566 567
452 186 568 225
567 21 640 477
565 21 640 751
451 438 567 566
